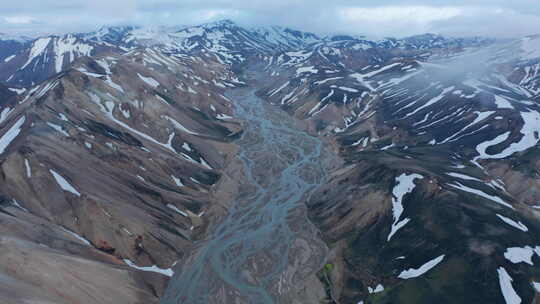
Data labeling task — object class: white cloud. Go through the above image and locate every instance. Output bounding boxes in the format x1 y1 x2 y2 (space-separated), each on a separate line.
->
433 7 540 38
337 6 464 37
4 16 36 24
199 9 240 20
0 1 538 38
340 6 463 23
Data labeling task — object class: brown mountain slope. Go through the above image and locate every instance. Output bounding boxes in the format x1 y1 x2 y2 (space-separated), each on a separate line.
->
0 48 243 304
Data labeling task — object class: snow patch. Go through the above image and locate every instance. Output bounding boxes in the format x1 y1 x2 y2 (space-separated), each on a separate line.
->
76 68 105 78
123 259 173 277
8 88 26 95
398 255 445 279
476 111 540 160
388 173 423 241
504 246 538 265
446 172 482 182
52 35 93 73
165 116 199 135
60 227 91 246
449 182 513 209
296 66 317 76
171 175 184 187
368 284 384 294
24 159 31 178
0 116 25 155
496 214 528 232
363 63 401 78
494 95 514 109
217 113 233 120
167 204 188 217
138 73 160 88
3 55 15 63
49 169 81 197
0 107 13 124
46 122 69 137
497 267 521 304
21 37 51 70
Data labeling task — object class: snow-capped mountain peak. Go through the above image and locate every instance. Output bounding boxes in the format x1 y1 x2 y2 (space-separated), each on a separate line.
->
84 25 138 44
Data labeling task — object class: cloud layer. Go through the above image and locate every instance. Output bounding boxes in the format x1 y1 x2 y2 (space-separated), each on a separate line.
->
2 0 539 38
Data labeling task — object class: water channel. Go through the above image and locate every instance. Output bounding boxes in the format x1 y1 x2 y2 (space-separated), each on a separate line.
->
162 71 333 304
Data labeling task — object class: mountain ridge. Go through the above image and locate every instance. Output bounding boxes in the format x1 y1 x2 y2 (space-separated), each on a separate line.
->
0 19 503 87
0 18 540 304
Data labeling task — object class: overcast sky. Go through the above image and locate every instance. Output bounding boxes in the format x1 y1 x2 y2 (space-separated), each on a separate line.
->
2 0 540 38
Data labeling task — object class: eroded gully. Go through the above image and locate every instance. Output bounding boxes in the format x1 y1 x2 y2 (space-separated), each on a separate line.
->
161 70 337 304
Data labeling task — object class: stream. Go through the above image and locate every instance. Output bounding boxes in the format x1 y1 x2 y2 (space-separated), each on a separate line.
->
161 72 332 304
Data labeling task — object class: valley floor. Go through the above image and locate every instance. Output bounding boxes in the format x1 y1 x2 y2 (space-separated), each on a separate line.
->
161 69 339 303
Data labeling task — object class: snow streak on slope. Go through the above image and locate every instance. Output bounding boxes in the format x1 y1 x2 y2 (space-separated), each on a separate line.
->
52 35 94 73
0 116 25 155
0 108 13 124
472 110 540 160
123 259 174 277
475 132 511 160
495 111 540 158
496 214 528 232
388 173 423 241
49 169 81 197
137 73 159 88
21 38 51 70
448 182 513 209
398 255 445 279
497 267 521 304
60 227 92 246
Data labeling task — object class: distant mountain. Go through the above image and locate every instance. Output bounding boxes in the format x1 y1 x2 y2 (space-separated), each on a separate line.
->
0 32 33 43
83 25 138 45
0 33 31 65
0 21 322 86
0 21 495 87
0 34 121 86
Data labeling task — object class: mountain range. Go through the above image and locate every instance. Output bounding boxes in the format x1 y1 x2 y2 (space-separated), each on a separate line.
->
0 19 540 304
